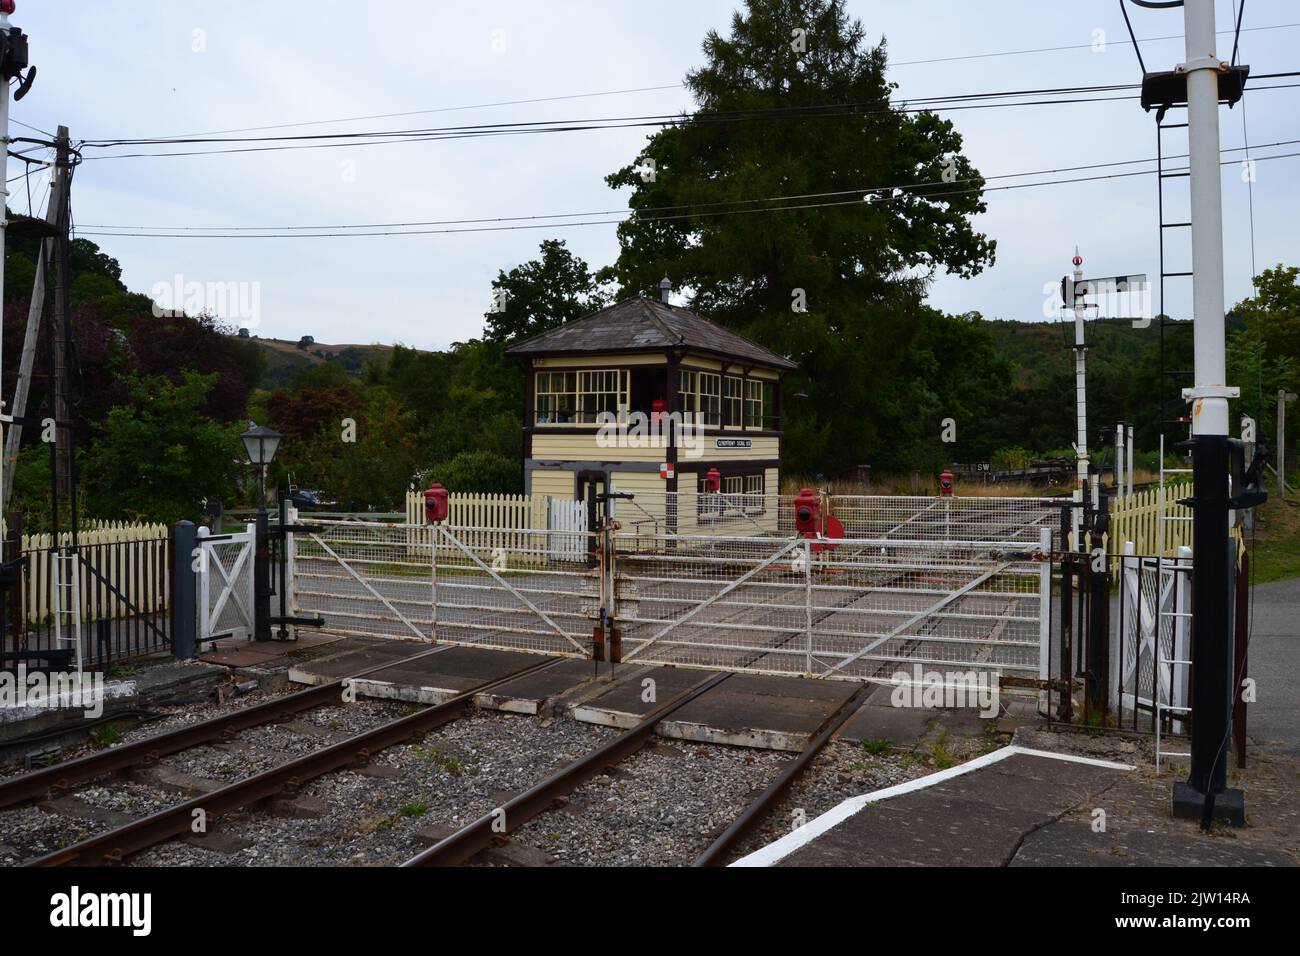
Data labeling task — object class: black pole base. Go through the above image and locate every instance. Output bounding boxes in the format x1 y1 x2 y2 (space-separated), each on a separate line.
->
1172 781 1245 827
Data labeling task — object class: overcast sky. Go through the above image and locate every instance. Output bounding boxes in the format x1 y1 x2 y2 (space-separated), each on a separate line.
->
6 0 1297 350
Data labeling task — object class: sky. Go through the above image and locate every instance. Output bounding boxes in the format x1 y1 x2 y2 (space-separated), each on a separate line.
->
4 0 1297 351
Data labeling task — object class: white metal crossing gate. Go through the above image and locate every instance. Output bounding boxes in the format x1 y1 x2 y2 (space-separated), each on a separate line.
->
288 505 1053 682
197 526 256 644
613 531 1050 682
290 520 599 653
430 524 598 657
292 520 434 641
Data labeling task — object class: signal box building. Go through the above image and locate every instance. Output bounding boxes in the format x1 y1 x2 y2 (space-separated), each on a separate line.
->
507 284 796 534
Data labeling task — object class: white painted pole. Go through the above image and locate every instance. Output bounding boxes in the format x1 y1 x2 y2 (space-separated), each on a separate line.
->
1126 423 1135 496
1182 0 1233 437
1072 253 1088 550
1116 423 1125 496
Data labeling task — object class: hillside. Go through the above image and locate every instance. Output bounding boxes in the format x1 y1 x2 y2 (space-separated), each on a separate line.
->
247 337 408 388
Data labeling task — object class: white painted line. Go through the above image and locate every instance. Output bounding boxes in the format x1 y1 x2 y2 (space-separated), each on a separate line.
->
1008 746 1136 772
729 745 1133 868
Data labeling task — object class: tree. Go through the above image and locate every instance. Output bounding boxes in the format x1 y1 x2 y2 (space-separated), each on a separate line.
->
601 0 994 473
483 239 609 344
1229 265 1300 460
1232 265 1300 363
427 450 521 494
83 372 243 524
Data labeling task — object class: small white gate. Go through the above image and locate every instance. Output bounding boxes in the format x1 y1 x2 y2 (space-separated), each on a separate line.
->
197 525 256 644
547 497 587 561
1117 544 1192 726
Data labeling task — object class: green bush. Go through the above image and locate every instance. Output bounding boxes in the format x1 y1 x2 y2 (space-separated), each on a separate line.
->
428 451 520 495
991 446 1034 471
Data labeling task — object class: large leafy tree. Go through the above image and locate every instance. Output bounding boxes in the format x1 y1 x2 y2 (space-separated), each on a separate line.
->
483 239 609 344
83 371 243 524
1229 265 1300 458
602 0 994 472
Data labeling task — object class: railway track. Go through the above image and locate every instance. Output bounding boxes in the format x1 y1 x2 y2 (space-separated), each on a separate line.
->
5 632 881 869
7 653 560 867
404 627 877 868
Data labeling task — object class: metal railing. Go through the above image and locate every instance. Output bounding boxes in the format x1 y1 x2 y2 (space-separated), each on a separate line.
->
294 511 1057 685
614 531 1047 681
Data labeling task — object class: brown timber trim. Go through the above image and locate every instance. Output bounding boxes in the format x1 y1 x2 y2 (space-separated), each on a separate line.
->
529 426 783 438
665 351 681 511
675 459 780 475
523 366 536 459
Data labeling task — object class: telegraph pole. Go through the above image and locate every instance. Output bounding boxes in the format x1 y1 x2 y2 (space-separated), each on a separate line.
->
0 3 13 518
0 0 32 538
0 129 62 512
50 128 73 516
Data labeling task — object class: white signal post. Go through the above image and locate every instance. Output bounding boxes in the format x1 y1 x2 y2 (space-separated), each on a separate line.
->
1182 0 1234 438
1069 250 1088 550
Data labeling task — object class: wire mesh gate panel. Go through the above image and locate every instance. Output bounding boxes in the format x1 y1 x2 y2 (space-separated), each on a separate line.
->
431 525 597 657
292 520 434 641
197 527 255 644
613 533 1047 681
646 493 1057 544
289 501 1052 680
292 520 598 654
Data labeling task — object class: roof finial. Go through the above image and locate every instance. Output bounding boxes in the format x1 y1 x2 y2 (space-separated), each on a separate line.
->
659 276 672 304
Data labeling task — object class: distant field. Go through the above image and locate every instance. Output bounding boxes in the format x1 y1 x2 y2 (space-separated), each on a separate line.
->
250 337 406 387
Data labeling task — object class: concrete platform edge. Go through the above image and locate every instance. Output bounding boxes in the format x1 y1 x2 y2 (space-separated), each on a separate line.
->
730 745 1135 868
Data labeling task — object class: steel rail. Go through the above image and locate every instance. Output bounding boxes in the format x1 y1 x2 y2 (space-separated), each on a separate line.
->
0 645 455 811
402 671 733 867
692 683 871 866
23 655 561 866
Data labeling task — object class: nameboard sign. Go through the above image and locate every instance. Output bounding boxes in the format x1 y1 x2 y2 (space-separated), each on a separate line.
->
716 438 753 449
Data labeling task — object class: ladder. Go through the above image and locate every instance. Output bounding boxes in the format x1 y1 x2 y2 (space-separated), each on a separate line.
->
1154 562 1193 770
1155 108 1196 446
51 548 83 673
1154 433 1193 769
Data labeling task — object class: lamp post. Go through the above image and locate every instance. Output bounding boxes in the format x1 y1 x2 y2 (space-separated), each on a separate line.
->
241 425 282 642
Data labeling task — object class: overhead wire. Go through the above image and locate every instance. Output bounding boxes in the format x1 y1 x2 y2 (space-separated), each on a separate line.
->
77 135 1300 234
75 145 1300 240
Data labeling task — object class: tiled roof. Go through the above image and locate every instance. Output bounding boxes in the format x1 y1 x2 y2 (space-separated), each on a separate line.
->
506 297 797 370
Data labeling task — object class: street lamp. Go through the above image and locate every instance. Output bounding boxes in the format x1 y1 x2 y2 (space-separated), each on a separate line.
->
240 424 282 505
240 424 281 642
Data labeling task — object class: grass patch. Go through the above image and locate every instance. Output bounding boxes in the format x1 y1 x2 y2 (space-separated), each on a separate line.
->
415 746 464 776
978 719 1005 755
1249 494 1300 583
929 730 957 770
88 723 122 749
360 813 396 833
397 802 429 818
860 737 893 756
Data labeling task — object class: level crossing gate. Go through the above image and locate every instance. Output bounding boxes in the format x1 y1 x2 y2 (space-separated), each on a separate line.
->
290 499 1055 682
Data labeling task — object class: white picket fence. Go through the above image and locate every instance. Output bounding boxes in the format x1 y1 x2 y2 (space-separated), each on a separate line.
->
16 522 171 623
405 491 540 529
1106 483 1195 557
